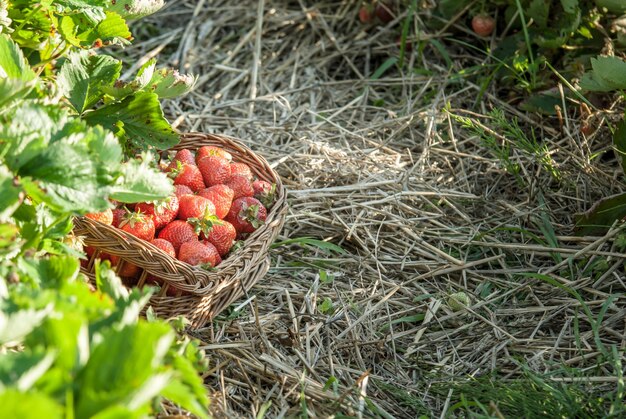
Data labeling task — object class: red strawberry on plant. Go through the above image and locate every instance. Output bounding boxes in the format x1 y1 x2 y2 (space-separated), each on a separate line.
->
198 185 234 219
196 145 232 163
252 180 276 208
359 4 374 23
167 149 195 171
178 240 221 268
119 211 155 241
158 220 197 252
375 1 395 23
170 162 205 192
136 195 179 230
228 162 253 180
197 155 231 186
471 14 495 37
225 197 267 236
174 184 194 198
177 195 216 221
204 220 236 257
224 175 254 200
85 208 113 225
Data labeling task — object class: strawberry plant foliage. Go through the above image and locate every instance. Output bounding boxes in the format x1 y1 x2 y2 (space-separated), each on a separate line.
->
0 0 208 417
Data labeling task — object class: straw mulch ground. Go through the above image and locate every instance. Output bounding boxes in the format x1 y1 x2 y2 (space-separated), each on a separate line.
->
126 1 625 417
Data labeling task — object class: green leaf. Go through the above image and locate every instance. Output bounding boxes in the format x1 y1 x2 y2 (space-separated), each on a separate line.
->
95 12 131 40
0 389 63 419
162 352 209 418
575 192 626 235
0 164 22 221
59 15 80 46
162 379 210 419
18 136 109 212
0 306 52 345
109 153 173 203
147 68 196 99
0 78 33 109
107 0 164 19
561 0 579 14
75 322 174 418
90 405 143 419
26 314 89 371
0 34 35 80
527 0 550 29
83 92 179 149
58 51 122 114
0 350 55 391
594 0 626 13
580 57 626 92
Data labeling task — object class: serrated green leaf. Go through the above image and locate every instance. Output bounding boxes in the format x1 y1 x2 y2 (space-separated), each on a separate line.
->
83 92 179 149
575 192 626 235
527 0 550 29
580 57 626 92
75 322 174 418
18 136 109 212
0 34 35 80
59 15 80 46
26 314 88 371
148 68 196 99
107 0 164 19
0 350 55 391
0 306 52 345
561 0 578 14
95 11 131 40
90 406 143 419
58 51 122 114
0 164 22 222
0 78 33 109
0 389 63 419
162 378 210 419
101 59 156 101
109 154 173 203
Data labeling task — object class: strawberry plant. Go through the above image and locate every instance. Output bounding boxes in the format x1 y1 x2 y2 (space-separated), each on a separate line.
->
0 0 209 416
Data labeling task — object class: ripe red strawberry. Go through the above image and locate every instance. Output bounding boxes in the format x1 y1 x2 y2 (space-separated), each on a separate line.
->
136 195 179 230
225 197 267 235
85 208 113 225
196 145 232 163
375 2 394 23
252 180 276 208
167 149 196 171
157 220 197 252
150 238 177 258
174 184 194 198
228 162 253 180
119 212 155 241
224 175 254 200
170 163 205 192
178 240 221 268
471 15 495 37
197 155 231 186
177 195 216 221
359 4 373 23
110 255 140 278
198 185 234 219
111 208 127 228
204 220 236 256
146 239 181 296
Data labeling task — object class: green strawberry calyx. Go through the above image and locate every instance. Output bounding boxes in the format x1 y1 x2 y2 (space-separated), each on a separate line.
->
240 203 265 229
188 214 223 237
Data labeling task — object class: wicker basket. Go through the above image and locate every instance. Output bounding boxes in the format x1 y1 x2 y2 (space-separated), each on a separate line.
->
74 133 287 328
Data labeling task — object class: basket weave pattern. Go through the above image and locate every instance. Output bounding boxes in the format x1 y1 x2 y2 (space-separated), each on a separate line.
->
74 133 287 328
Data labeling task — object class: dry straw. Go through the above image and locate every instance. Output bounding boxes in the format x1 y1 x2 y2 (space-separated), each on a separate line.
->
75 133 287 328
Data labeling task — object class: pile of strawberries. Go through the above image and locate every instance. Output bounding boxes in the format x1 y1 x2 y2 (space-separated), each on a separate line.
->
83 145 276 292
